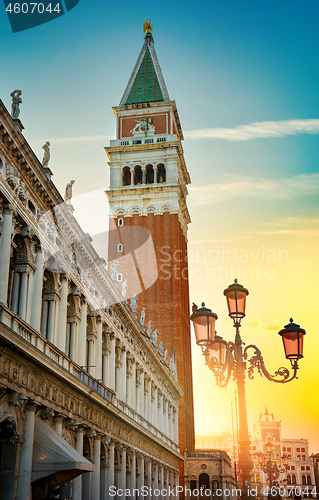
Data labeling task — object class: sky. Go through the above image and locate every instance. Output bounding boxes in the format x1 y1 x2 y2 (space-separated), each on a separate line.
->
1 0 318 452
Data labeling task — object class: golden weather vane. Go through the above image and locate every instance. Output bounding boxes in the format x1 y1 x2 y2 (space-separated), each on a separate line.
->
143 19 153 34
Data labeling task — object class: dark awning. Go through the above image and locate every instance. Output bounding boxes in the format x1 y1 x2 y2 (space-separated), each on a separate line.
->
32 418 94 482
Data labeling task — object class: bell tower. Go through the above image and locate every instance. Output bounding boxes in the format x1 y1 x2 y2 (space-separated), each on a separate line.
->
105 28 195 461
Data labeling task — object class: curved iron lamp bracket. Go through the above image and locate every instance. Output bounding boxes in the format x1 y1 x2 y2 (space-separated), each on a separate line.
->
243 344 298 383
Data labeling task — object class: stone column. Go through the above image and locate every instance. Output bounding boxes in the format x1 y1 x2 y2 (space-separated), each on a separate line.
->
130 168 134 185
168 404 173 440
92 434 101 500
40 299 48 336
158 392 163 433
147 378 152 422
165 469 170 500
87 335 96 376
152 385 158 427
78 298 87 367
54 414 64 436
131 450 137 498
147 460 152 500
16 402 37 500
100 462 108 500
173 409 178 444
130 359 136 409
46 299 56 342
56 274 69 352
11 271 21 314
142 167 146 185
159 465 164 497
138 455 144 492
120 446 127 492
102 345 109 387
95 317 103 380
120 347 127 402
18 271 29 320
138 369 144 415
29 247 44 330
153 166 158 184
69 320 78 361
0 205 13 304
153 463 159 494
107 440 115 500
73 427 85 500
25 266 34 325
109 334 116 391
174 472 179 500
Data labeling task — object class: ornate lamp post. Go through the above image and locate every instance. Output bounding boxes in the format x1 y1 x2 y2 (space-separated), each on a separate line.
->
257 441 288 498
190 280 306 500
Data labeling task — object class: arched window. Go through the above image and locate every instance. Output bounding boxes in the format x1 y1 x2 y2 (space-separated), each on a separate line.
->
302 475 307 485
157 163 166 183
199 473 209 491
122 166 131 186
190 480 197 491
307 475 312 485
292 474 296 485
118 218 124 226
287 475 291 485
146 164 154 184
134 165 142 185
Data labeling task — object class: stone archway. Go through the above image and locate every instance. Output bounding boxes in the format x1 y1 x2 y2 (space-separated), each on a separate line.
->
0 417 19 498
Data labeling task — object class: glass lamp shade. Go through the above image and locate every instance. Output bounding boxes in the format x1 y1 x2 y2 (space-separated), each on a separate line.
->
282 454 288 466
278 319 306 361
223 279 249 321
207 335 227 366
190 303 218 348
266 441 273 454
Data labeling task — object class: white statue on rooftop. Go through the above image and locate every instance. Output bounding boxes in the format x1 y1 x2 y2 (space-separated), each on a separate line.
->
122 278 127 298
159 341 164 357
10 90 22 119
64 180 75 204
147 320 152 337
140 307 145 326
130 294 138 314
152 329 158 350
110 260 119 281
42 141 50 168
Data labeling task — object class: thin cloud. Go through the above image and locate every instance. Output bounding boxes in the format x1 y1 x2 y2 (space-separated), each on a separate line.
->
35 135 112 145
185 119 319 141
189 172 319 205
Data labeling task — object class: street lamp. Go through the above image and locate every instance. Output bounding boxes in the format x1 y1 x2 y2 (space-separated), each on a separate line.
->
190 279 306 500
257 441 288 498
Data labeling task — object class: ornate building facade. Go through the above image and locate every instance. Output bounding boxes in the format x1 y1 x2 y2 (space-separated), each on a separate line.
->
183 450 237 500
106 30 195 488
250 409 316 499
0 90 183 500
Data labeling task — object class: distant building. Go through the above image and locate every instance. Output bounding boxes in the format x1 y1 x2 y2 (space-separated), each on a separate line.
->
184 449 237 500
310 453 319 498
196 432 234 455
250 408 316 499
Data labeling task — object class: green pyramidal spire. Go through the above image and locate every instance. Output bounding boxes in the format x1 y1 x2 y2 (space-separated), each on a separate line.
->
120 33 170 106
